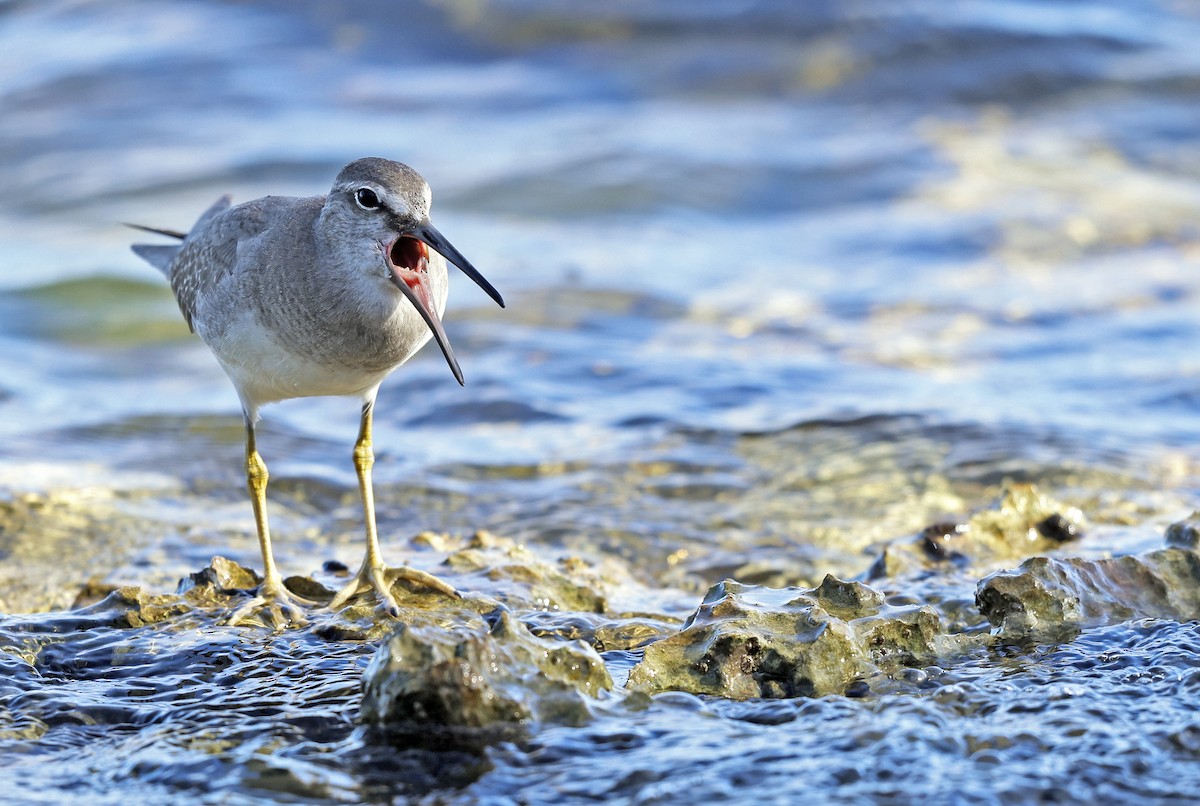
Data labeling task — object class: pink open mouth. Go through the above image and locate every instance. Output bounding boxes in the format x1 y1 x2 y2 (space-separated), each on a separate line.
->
390 236 429 276
385 235 463 385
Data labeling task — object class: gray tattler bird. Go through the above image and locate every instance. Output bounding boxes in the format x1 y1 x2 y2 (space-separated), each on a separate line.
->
130 157 504 626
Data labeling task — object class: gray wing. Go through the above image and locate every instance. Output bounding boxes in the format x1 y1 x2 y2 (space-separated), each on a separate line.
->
168 196 255 333
148 194 285 334
132 194 317 333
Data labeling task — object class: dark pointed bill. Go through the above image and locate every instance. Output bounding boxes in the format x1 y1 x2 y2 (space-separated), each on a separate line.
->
412 220 505 309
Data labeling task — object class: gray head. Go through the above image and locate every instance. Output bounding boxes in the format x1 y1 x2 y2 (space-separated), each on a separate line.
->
332 158 433 227
323 157 505 385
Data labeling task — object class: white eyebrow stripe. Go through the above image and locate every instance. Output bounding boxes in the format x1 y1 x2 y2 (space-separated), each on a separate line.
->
378 187 412 218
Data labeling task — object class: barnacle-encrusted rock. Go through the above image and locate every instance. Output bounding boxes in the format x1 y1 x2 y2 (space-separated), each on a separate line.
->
626 576 958 700
361 609 613 734
976 548 1200 640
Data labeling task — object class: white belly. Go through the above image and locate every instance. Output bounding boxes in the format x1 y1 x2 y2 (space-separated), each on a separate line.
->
202 309 411 417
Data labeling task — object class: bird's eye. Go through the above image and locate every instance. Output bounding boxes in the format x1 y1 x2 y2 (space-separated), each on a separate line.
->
355 188 381 210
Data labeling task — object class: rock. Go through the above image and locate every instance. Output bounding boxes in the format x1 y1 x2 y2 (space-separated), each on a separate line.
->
0 489 153 613
178 555 261 597
976 548 1200 640
1034 513 1081 543
17 585 193 631
867 484 1086 580
626 576 956 700
521 611 679 652
1165 513 1200 549
812 574 886 616
87 586 191 628
361 609 613 736
967 484 1085 555
919 521 972 563
442 531 609 613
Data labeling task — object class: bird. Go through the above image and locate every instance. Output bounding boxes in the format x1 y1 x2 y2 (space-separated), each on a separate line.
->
130 157 504 626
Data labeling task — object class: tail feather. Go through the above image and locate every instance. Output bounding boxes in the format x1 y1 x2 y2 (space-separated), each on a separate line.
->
127 222 186 277
125 223 187 240
131 243 183 276
127 195 233 278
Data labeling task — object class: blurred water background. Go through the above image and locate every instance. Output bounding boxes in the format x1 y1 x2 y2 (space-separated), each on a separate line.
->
3 0 1200 802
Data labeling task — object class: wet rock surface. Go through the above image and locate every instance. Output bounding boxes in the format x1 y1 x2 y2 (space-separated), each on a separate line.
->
977 548 1200 640
867 484 1085 581
361 610 612 737
3 488 1200 802
622 490 1200 702
1165 511 1200 549
627 576 960 699
0 487 169 613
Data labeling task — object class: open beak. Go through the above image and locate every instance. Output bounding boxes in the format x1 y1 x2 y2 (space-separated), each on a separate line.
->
386 219 504 385
412 220 505 309
386 235 465 386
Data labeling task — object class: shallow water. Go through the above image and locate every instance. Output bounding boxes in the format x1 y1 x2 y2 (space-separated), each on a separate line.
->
3 0 1200 802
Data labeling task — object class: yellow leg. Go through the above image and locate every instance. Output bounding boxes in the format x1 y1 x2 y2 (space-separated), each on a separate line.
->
226 421 311 627
328 402 460 616
354 401 385 574
245 423 282 587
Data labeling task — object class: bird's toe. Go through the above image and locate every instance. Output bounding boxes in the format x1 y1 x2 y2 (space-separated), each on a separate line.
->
326 563 460 617
223 581 313 629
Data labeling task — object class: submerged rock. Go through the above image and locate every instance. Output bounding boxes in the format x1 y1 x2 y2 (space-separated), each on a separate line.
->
520 610 679 652
976 548 1200 640
5 585 193 632
626 576 964 700
361 609 613 736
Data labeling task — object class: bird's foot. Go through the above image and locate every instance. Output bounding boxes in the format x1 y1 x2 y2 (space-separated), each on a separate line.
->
327 562 461 617
224 578 317 629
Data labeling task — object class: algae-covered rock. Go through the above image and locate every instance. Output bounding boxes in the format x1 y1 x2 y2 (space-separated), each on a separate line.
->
976 548 1200 640
868 484 1085 580
441 530 610 614
22 585 192 631
361 609 613 735
627 576 951 700
965 484 1085 557
0 488 155 613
